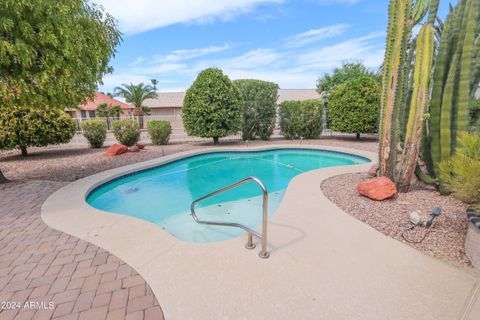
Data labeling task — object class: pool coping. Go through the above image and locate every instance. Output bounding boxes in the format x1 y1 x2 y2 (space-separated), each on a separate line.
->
41 145 480 320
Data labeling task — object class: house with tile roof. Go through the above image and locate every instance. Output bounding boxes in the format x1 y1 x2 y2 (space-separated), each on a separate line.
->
66 92 133 118
142 89 321 117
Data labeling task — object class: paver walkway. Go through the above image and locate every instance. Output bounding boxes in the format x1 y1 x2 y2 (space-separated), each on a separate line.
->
0 181 163 320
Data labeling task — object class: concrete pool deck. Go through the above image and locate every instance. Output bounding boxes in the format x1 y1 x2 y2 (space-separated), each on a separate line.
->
41 145 480 320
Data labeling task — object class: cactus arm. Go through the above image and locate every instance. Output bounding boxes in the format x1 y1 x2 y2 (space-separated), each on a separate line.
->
398 24 435 191
457 0 480 136
427 0 440 25
379 0 413 181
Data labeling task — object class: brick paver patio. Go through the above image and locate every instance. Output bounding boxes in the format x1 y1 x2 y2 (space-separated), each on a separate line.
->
0 181 164 320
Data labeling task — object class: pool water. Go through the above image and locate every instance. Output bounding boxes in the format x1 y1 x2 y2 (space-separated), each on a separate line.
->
87 149 369 242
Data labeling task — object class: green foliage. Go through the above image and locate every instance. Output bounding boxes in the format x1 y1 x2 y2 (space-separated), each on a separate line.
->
471 96 480 127
278 100 323 139
182 68 242 144
147 120 172 145
114 83 157 116
317 62 378 95
438 133 480 204
96 103 122 117
0 107 76 156
81 120 107 148
233 79 279 140
0 0 121 110
328 76 380 137
112 120 140 147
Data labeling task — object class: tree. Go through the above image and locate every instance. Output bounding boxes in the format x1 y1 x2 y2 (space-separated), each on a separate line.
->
182 68 242 144
233 79 279 140
114 83 157 116
316 62 378 95
328 76 380 139
151 79 159 93
0 107 76 156
96 103 123 117
0 0 121 182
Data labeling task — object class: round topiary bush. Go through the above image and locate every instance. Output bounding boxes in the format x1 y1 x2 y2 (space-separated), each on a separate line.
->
278 99 323 139
112 119 140 147
81 120 107 148
0 106 76 156
147 120 172 145
182 68 242 144
233 79 279 141
327 75 380 139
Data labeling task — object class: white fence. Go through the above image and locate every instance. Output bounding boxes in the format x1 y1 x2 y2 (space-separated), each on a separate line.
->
73 115 183 134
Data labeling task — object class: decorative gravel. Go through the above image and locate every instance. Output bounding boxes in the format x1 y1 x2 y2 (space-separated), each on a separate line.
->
0 136 377 182
321 173 471 268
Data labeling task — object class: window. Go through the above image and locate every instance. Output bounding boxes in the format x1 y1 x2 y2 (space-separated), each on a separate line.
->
80 110 87 119
88 111 96 118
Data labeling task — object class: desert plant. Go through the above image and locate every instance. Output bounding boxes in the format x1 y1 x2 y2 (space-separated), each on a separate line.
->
148 120 172 145
182 68 242 144
96 103 122 117
81 120 107 148
0 107 76 156
471 97 480 128
233 79 279 140
438 133 480 204
112 120 140 147
327 76 380 139
278 100 323 139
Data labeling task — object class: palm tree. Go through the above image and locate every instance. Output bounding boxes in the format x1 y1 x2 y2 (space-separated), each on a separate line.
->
151 79 159 93
114 83 157 116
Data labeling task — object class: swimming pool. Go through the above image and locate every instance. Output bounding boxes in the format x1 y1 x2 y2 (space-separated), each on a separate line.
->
87 149 369 242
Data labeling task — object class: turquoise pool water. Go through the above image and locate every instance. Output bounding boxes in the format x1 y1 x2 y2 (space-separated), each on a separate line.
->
87 149 369 242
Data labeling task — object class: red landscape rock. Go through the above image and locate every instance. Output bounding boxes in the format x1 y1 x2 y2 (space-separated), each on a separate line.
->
106 144 128 156
357 176 397 201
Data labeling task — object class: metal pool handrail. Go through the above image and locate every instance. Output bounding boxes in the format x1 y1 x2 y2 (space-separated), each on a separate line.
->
190 176 270 259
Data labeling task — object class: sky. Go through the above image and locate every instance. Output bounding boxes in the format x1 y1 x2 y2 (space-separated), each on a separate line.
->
95 0 453 93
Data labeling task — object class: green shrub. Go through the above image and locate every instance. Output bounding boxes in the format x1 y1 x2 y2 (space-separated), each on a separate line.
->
182 68 242 144
81 120 107 148
438 133 480 204
278 99 323 139
233 79 279 140
327 75 380 139
147 120 172 145
0 107 76 156
112 120 140 147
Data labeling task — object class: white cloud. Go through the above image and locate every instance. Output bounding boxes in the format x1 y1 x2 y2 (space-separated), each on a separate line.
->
156 45 230 63
95 0 283 35
285 24 349 48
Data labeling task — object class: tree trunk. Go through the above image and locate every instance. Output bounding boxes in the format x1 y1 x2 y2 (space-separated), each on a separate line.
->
0 168 8 184
356 133 361 140
21 146 28 157
213 137 219 145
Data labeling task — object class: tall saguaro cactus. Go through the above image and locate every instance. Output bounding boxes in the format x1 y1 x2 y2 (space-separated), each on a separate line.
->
425 0 480 176
379 0 413 181
397 22 436 191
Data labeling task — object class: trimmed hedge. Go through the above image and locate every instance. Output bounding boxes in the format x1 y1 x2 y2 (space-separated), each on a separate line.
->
81 120 107 148
233 79 279 140
112 120 140 147
147 120 172 145
0 107 76 156
327 76 380 139
182 68 242 144
278 99 323 139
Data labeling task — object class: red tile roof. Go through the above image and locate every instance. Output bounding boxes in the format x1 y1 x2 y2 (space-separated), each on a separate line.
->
78 92 132 111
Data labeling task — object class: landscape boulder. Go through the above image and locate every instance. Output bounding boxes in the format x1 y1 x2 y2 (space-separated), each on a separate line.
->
368 164 379 177
130 145 140 152
357 176 397 201
106 144 128 156
135 143 145 150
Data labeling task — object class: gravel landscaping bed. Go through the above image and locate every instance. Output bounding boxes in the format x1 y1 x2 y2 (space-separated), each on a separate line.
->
0 136 377 182
321 173 471 268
